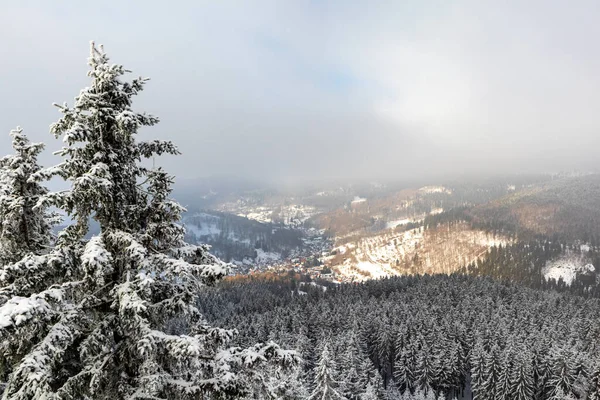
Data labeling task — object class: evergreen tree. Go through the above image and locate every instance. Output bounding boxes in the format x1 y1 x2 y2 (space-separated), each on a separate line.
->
310 342 345 400
247 363 308 399
509 352 534 400
341 362 362 400
384 384 402 399
414 344 437 395
588 362 600 400
445 339 465 395
547 349 575 398
338 329 366 399
374 321 394 387
0 43 296 400
494 346 513 400
138 168 187 253
481 345 502 400
469 339 487 400
404 389 436 400
360 382 380 400
532 344 551 399
394 345 416 394
552 388 576 400
357 350 379 396
571 353 590 398
194 272 600 399
0 127 55 266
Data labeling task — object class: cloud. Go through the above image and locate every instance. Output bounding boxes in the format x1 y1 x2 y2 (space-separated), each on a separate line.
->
1 0 600 186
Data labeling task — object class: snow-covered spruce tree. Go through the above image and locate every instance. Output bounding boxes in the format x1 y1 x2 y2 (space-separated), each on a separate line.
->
509 351 534 400
309 342 345 400
336 329 364 400
0 42 297 399
359 383 379 400
469 339 487 400
0 127 58 386
394 346 416 395
414 345 437 395
547 348 576 398
589 362 600 400
404 389 439 400
0 127 56 266
243 362 307 399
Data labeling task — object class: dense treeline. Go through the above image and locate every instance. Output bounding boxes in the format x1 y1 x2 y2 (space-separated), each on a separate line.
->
419 174 600 246
463 242 600 296
442 175 551 208
423 207 520 240
468 175 600 244
199 274 600 399
424 208 600 297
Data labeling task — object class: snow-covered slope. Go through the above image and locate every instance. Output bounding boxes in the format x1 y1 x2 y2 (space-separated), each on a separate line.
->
418 186 452 195
183 211 304 266
386 207 443 229
324 222 511 282
220 204 318 227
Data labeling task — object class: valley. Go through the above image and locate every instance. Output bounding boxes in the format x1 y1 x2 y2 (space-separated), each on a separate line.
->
179 173 600 288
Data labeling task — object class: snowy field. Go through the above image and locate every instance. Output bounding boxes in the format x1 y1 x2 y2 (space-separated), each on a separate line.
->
227 204 318 227
386 207 444 229
351 196 367 204
543 252 595 285
418 185 452 195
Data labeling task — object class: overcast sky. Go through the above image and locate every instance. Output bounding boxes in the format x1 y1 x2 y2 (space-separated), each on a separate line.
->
1 1 600 185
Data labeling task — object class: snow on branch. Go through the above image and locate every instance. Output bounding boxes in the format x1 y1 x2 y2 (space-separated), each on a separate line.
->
0 289 61 328
137 140 180 158
1 310 80 400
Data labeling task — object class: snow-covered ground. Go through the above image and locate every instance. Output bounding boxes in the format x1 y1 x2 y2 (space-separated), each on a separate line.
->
222 204 318 227
185 213 251 244
185 221 221 237
386 207 443 229
242 207 273 224
386 218 411 229
418 186 452 195
276 204 318 227
326 222 512 282
254 248 282 264
355 261 395 280
184 213 222 237
543 253 595 285
299 281 328 292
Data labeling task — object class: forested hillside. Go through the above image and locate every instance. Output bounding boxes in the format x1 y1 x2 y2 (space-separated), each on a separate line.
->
183 210 305 264
470 175 600 243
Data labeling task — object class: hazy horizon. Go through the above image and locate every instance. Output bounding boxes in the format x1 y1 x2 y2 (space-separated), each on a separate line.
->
2 1 600 185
